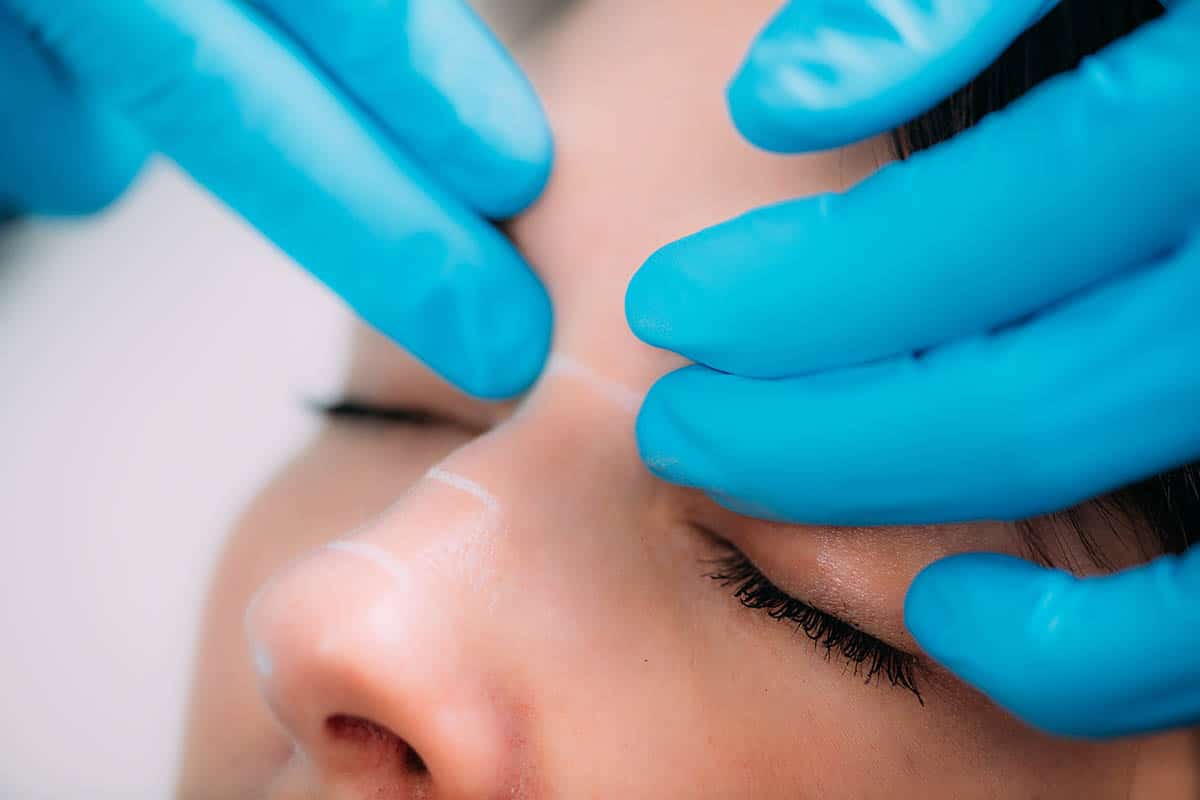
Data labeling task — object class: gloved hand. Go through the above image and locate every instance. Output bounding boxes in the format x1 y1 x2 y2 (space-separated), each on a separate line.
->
0 0 552 399
626 0 1199 737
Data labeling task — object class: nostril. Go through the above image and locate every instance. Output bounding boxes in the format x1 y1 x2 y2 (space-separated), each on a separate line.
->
325 715 428 775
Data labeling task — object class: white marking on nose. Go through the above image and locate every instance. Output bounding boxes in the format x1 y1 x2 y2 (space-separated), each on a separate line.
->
427 467 499 513
243 583 272 679
325 539 409 582
252 641 273 679
545 354 641 414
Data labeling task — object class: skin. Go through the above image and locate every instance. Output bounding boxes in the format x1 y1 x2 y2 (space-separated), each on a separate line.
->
176 0 1200 797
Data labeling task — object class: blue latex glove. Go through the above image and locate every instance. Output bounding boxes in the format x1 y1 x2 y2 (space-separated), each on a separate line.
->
0 0 553 399
627 0 1199 737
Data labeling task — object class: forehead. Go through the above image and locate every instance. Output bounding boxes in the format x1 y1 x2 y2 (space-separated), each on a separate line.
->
349 1 892 416
508 7 890 394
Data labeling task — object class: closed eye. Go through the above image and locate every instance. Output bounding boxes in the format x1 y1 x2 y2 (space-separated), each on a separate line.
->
312 398 446 427
705 540 925 704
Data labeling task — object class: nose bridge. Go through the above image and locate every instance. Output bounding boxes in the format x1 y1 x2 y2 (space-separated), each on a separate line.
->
351 389 648 637
245 380 651 794
349 362 658 660
373 367 649 611
363 464 510 609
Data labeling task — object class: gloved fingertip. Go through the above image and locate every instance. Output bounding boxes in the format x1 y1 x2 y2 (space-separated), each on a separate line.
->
2 58 150 216
625 245 686 350
726 63 817 154
457 286 554 401
635 380 687 481
636 372 718 489
905 553 1108 735
57 125 149 216
374 246 553 401
905 553 1054 669
726 15 877 154
469 103 555 220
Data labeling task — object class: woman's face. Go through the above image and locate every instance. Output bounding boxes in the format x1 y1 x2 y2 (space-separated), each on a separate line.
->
177 0 1188 797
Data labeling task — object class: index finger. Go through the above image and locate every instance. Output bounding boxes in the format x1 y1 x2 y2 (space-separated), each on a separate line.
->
627 4 1198 378
250 0 552 219
905 549 1200 737
5 0 552 398
727 0 1055 153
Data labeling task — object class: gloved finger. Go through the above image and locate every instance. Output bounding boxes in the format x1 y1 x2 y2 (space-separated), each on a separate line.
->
727 0 1056 152
905 549 1200 737
0 8 146 215
249 0 551 219
3 0 551 399
637 234 1200 524
628 5 1199 379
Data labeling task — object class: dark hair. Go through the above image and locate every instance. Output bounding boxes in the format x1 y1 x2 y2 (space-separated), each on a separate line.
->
895 0 1196 567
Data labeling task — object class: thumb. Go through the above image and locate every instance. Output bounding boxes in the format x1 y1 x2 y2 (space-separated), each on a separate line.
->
905 549 1200 738
728 0 1056 152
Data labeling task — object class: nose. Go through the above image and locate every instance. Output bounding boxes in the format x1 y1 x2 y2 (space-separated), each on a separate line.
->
245 475 523 799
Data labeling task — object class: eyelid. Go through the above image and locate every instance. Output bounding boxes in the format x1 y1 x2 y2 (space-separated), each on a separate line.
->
698 531 925 702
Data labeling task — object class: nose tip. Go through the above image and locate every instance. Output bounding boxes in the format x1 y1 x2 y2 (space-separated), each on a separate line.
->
245 541 517 797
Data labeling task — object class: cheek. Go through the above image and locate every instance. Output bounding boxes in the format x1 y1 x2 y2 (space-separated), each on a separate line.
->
183 419 1133 799
541 609 944 797
621 570 1132 800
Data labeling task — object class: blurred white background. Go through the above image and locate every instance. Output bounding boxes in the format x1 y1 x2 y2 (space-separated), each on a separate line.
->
0 2 563 796
0 163 348 799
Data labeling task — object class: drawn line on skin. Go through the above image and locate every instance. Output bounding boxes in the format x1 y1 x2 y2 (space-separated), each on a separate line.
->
251 642 273 680
244 538 426 684
427 467 500 512
325 539 409 582
242 585 274 680
545 354 641 414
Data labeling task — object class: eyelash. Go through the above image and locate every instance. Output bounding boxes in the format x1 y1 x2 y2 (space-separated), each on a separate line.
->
315 399 923 702
706 545 924 703
313 399 443 427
